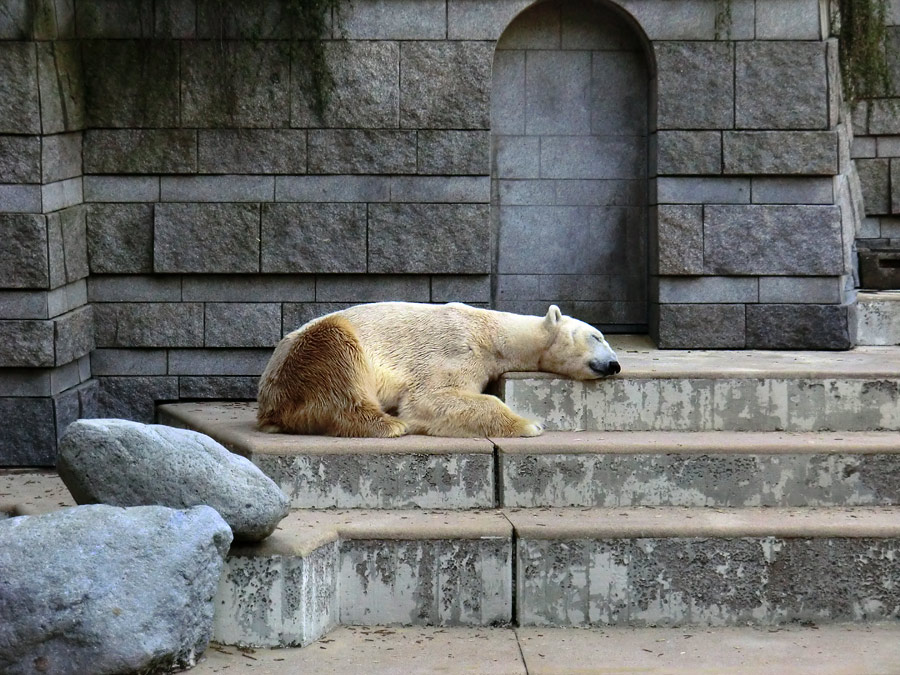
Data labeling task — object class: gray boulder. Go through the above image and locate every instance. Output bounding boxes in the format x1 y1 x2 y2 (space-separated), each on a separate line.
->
58 419 290 541
0 504 232 675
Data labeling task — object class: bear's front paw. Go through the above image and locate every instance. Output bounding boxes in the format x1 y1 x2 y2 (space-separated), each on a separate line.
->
520 422 544 437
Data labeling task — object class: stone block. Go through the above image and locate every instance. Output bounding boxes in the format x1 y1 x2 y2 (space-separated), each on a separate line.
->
494 136 540 179
35 41 84 134
0 398 56 465
751 178 834 205
758 276 845 304
705 205 843 275
275 176 391 203
0 320 54 367
723 132 838 175
86 203 154 274
857 159 891 215
292 41 399 128
655 303 746 349
525 50 591 135
0 185 42 213
195 0 289 39
448 0 530 40
0 290 48 320
82 40 178 127
97 376 178 422
746 304 854 349
867 100 900 136
341 0 446 39
389 177 490 203
0 42 40 134
0 214 48 288
492 50 525 136
160 176 274 202
178 376 258 400
75 0 153 37
46 210 65 288
166 349 272 376
655 42 733 130
495 0 559 49
418 131 489 175
400 42 492 129
91 349 168 376
539 137 645 179
736 42 828 129
755 0 822 39
54 305 94 365
204 303 281 348
431 275 491 303
154 0 195 37
83 130 197 174
87 275 180 303
42 177 83 213
0 135 40 183
308 130 416 174
890 161 900 214
47 205 88 283
154 203 260 274
314 275 431 302
261 203 366 273
657 177 750 204
657 276 758 304
83 176 160 202
182 275 314 302
368 204 490 274
590 52 648 137
618 0 755 40
656 131 721 175
282 303 354 331
182 41 290 128
94 302 203 348
198 130 306 174
852 137 877 158
877 136 900 156
41 132 81 184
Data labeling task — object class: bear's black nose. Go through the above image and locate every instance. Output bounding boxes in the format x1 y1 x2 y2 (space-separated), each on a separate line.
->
590 359 620 376
607 361 621 375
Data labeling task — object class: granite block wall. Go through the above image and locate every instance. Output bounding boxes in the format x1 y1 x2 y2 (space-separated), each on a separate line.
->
0 0 871 464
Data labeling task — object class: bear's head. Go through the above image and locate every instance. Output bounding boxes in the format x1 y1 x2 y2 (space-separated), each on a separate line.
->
538 305 621 379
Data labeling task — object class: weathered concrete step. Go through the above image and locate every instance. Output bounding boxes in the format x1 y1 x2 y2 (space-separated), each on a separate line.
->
500 336 900 432
158 403 496 509
857 290 900 345
497 431 900 508
191 623 900 675
214 509 512 648
511 506 900 628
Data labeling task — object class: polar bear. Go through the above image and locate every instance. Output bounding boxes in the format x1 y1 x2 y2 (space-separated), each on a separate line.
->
256 302 620 438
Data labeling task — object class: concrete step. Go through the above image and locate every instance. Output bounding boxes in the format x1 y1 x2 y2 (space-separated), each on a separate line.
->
213 509 512 648
498 430 900 507
190 623 900 675
857 290 900 345
159 404 900 509
500 336 900 432
211 505 900 646
158 402 497 509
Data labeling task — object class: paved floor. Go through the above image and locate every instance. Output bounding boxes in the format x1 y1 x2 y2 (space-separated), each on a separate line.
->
189 623 900 675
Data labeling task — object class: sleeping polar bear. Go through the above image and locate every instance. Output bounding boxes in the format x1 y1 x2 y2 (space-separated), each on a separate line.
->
256 302 620 438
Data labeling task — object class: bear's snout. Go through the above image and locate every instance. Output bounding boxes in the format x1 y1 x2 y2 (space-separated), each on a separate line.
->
590 359 620 376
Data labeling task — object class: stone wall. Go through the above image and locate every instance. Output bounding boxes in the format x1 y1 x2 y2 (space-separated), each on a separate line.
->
0 0 866 464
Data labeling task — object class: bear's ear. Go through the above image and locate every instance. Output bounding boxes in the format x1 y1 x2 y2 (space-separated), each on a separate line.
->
543 305 562 331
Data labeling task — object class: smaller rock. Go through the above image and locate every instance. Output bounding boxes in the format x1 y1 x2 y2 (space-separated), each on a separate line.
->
0 504 232 675
58 419 290 541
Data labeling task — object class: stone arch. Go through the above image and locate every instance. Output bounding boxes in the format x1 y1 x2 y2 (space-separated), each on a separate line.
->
491 0 654 332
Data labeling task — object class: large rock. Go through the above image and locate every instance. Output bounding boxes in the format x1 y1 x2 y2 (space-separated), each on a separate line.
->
0 504 232 675
58 419 290 541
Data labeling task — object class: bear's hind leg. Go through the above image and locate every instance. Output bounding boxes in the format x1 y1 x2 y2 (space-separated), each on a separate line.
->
402 390 543 438
258 316 407 438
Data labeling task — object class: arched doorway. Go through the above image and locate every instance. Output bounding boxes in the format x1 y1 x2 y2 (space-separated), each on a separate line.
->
491 0 650 332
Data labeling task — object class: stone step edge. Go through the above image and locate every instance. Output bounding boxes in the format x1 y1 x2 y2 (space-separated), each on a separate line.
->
239 506 900 560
